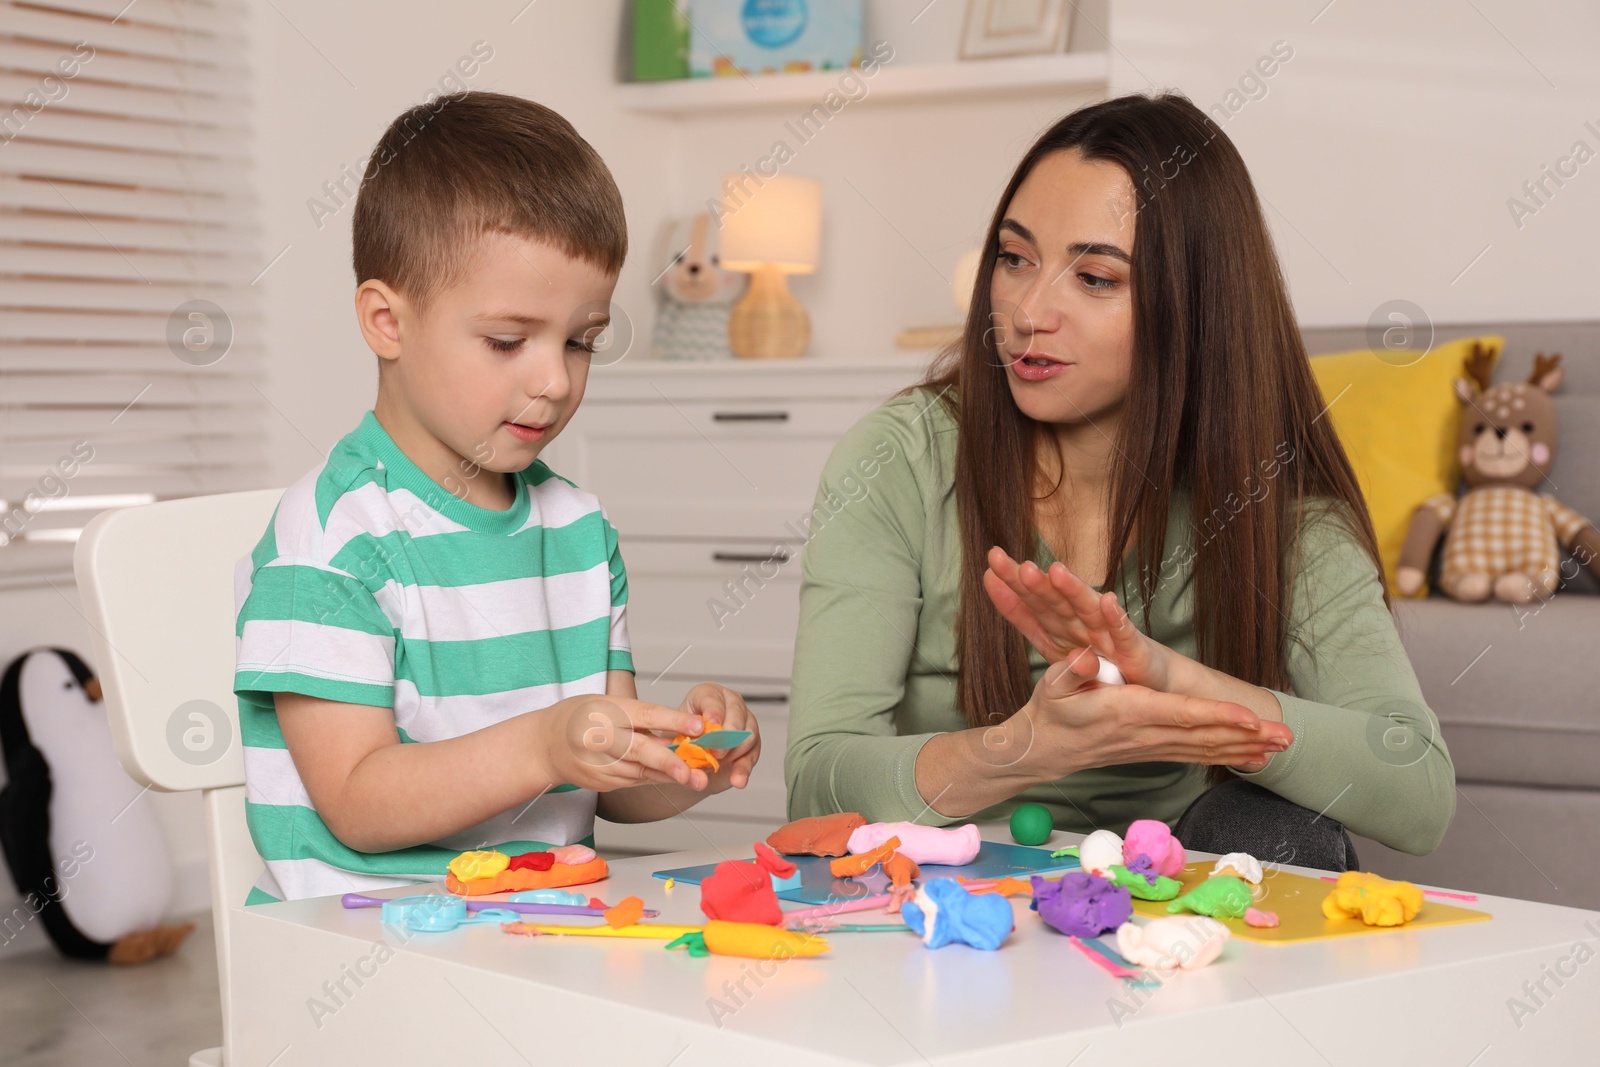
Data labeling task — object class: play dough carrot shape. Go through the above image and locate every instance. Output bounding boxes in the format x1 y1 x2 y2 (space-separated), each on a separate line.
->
669 735 720 772
830 836 900 877
665 921 831 960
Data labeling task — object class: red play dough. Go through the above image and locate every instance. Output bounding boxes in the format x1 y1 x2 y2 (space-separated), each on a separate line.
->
507 851 556 871
765 812 868 857
700 843 795 925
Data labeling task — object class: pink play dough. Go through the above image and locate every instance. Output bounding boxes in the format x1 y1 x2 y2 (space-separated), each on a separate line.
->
1122 819 1185 878
846 822 982 866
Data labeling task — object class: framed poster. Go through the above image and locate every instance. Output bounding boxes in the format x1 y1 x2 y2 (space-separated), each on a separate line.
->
959 0 1072 60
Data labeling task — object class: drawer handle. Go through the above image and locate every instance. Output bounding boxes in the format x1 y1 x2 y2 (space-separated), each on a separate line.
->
712 411 790 423
741 693 789 704
712 550 791 565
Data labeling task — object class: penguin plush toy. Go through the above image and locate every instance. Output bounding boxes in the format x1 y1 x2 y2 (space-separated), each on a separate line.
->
0 648 192 962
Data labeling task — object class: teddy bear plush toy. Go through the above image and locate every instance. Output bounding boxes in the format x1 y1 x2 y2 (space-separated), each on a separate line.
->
1398 346 1600 603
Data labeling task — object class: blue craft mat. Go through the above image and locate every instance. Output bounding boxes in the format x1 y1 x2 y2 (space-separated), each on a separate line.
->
653 841 1082 905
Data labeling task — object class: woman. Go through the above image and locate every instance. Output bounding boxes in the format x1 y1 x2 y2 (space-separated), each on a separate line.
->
784 93 1454 870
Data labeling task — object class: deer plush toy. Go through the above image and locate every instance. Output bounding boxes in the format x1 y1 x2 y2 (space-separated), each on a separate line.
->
1398 346 1600 603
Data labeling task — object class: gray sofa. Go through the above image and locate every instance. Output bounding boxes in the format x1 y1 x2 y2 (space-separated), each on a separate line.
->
1299 322 1600 910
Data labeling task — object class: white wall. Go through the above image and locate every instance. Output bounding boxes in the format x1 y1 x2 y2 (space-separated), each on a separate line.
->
1112 0 1600 328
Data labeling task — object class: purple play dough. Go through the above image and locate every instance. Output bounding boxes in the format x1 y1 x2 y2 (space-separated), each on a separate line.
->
1030 870 1133 937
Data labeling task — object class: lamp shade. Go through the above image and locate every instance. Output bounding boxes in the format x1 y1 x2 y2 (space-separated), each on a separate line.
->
718 174 821 274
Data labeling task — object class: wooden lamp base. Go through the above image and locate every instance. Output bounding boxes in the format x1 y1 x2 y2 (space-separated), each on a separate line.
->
728 264 810 359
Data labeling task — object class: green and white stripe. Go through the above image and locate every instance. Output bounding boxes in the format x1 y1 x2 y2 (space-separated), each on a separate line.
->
234 411 630 903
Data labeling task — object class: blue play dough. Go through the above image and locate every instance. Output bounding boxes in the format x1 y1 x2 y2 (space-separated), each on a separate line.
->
900 878 1014 951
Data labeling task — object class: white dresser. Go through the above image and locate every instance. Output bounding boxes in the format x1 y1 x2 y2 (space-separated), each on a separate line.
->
540 357 930 854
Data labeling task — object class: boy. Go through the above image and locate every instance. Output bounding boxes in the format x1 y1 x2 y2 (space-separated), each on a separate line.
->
232 92 760 904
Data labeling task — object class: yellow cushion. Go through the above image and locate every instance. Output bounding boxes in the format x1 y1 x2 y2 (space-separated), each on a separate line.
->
1309 336 1502 596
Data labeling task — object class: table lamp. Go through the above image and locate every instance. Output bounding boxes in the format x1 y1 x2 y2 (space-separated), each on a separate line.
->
718 174 820 359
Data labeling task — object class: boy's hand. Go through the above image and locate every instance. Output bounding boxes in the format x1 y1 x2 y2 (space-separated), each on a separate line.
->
680 682 761 791
545 695 711 793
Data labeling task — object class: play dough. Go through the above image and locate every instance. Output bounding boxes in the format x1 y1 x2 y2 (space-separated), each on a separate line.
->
1123 820 1185 878
830 836 900 878
1211 852 1264 884
445 854 609 896
901 878 1013 950
1321 871 1423 927
1031 871 1133 937
665 923 831 959
1077 829 1125 876
1115 916 1230 971
447 850 510 881
1009 803 1054 846
766 812 868 857
1167 875 1253 919
847 821 981 866
700 843 795 925
549 844 595 866
669 734 719 772
1106 864 1181 901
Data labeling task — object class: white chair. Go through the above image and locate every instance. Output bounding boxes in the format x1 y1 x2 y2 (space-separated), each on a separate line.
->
75 489 283 1067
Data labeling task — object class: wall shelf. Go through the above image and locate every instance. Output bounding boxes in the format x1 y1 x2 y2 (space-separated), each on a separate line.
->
617 51 1111 115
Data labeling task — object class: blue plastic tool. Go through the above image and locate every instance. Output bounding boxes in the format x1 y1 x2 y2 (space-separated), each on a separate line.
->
669 728 752 751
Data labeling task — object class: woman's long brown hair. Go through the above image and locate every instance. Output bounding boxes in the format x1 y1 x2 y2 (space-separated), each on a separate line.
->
921 93 1386 759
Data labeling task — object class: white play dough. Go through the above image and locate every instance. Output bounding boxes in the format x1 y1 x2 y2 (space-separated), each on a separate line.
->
1211 852 1264 884
1077 828 1125 876
1096 660 1126 685
1115 916 1231 971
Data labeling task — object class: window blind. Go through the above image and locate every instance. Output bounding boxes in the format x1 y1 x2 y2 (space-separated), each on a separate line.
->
1 0 266 586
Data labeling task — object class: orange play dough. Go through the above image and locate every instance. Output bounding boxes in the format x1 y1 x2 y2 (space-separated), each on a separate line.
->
604 896 645 928
766 812 867 857
445 855 609 896
670 734 720 772
883 851 920 888
830 836 900 878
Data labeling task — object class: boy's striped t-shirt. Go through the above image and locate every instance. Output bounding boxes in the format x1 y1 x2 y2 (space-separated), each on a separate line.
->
232 410 632 904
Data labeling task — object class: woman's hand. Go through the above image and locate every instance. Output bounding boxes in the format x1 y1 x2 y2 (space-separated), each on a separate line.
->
1010 648 1293 780
913 647 1294 820
680 682 762 793
984 546 1174 689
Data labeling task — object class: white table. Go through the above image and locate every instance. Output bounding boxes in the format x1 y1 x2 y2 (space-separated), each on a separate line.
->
231 829 1600 1065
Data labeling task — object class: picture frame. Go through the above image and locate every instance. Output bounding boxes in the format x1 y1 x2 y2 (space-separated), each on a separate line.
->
959 0 1072 60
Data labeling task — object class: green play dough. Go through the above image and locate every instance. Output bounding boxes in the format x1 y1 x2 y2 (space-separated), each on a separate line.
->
1009 803 1053 845
1107 865 1181 901
1166 875 1253 918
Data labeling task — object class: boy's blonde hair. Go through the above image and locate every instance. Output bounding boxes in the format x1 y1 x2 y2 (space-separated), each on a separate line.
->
352 90 627 311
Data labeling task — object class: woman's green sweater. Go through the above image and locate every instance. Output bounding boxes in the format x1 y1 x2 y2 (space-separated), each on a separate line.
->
784 389 1455 856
